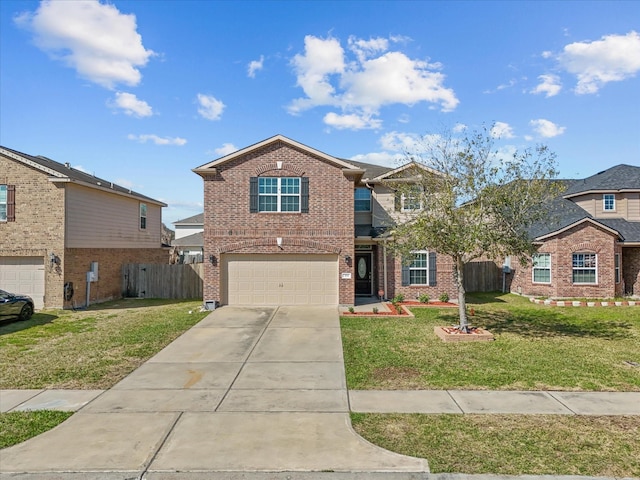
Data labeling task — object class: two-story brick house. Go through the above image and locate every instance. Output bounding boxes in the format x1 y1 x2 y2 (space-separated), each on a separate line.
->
193 135 457 306
510 164 640 298
0 146 168 309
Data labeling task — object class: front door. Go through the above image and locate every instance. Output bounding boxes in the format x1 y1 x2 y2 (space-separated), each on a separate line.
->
355 253 373 295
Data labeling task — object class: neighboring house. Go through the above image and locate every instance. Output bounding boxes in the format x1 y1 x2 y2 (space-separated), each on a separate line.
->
0 146 168 310
193 134 457 306
510 164 640 299
172 213 204 263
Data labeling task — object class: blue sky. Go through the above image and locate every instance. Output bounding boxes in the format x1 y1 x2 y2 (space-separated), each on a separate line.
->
1 0 639 226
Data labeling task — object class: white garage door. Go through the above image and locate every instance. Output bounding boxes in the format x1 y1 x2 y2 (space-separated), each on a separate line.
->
224 254 338 305
0 257 45 310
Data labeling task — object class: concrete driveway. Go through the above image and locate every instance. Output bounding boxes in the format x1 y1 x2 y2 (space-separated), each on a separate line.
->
0 306 429 478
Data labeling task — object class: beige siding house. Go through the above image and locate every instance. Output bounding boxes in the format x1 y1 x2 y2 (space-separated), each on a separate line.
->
0 146 167 309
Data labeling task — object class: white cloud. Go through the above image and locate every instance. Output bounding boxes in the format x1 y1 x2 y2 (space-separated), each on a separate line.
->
248 55 264 78
197 94 225 120
15 0 154 89
323 112 382 130
288 35 458 130
289 35 345 113
214 143 238 156
111 92 153 117
530 119 566 138
115 178 137 190
349 151 401 167
491 122 515 139
379 131 422 152
557 31 640 94
348 36 389 62
452 123 467 133
127 134 187 146
531 74 562 97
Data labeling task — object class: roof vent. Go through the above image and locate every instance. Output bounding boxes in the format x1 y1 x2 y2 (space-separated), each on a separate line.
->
64 162 71 169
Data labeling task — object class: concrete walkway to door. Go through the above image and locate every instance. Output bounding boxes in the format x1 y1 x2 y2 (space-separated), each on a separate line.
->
0 306 429 478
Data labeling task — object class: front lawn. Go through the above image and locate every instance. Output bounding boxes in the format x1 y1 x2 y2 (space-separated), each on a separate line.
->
341 292 640 391
344 292 640 476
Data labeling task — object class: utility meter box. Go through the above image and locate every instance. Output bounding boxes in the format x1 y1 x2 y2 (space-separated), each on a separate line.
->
90 262 99 281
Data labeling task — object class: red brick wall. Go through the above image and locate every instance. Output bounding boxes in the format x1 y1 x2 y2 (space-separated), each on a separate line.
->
622 247 640 296
63 248 168 308
201 141 355 304
510 222 618 298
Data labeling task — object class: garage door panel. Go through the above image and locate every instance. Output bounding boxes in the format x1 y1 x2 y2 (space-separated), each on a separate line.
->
0 257 45 310
224 254 338 306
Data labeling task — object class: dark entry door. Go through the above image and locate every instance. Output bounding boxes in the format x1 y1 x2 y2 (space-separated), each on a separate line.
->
355 253 372 295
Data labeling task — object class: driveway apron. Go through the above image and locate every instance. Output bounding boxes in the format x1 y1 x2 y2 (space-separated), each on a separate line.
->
0 306 429 477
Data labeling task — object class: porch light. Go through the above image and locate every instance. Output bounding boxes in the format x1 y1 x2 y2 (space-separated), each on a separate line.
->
209 254 217 266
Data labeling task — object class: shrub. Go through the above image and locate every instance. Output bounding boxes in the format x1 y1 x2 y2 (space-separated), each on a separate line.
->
393 294 405 303
439 292 450 303
418 293 430 304
348 306 355 314
372 307 379 314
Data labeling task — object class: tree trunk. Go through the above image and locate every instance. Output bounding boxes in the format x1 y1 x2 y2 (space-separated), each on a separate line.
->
454 257 469 332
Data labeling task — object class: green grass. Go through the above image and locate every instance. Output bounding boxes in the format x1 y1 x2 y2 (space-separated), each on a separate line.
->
0 410 73 449
351 413 640 477
341 292 640 391
0 298 209 389
0 298 208 449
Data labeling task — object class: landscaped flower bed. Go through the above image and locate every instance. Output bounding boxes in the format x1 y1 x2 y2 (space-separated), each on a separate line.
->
530 297 638 307
434 325 495 342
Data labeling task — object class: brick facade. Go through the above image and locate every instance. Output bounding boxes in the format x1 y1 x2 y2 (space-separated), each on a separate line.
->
622 247 640 296
1 150 168 309
510 222 621 299
201 140 355 305
63 248 169 308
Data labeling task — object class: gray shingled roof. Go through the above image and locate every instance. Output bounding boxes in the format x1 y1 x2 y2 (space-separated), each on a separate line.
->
171 231 204 247
1 145 164 205
530 176 640 242
173 213 204 225
342 159 394 180
564 164 640 196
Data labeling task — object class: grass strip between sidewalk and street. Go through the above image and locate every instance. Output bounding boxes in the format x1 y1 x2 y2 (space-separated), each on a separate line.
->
351 413 640 477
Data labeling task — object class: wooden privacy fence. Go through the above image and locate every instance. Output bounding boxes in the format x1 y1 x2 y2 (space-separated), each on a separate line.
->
463 261 503 292
123 263 204 299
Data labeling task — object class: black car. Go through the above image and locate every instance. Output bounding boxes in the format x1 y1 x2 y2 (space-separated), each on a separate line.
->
0 289 35 321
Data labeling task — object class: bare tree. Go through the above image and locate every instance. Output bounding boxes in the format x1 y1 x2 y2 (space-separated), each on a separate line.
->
388 125 564 331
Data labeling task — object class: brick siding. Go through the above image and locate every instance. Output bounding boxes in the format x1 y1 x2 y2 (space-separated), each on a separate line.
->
510 222 619 298
201 141 355 304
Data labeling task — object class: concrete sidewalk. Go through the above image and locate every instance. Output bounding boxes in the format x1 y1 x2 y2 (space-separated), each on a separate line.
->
4 388 640 416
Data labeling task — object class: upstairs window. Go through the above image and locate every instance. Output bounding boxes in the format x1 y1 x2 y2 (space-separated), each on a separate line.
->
572 252 597 284
354 188 371 212
140 203 147 229
395 187 423 212
603 194 615 211
250 177 310 213
532 253 551 283
0 185 15 222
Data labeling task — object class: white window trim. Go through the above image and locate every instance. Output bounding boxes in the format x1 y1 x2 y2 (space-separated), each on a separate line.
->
532 253 551 284
139 203 147 230
258 177 301 213
401 191 423 213
603 194 615 212
409 250 429 285
572 252 598 285
354 188 371 212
